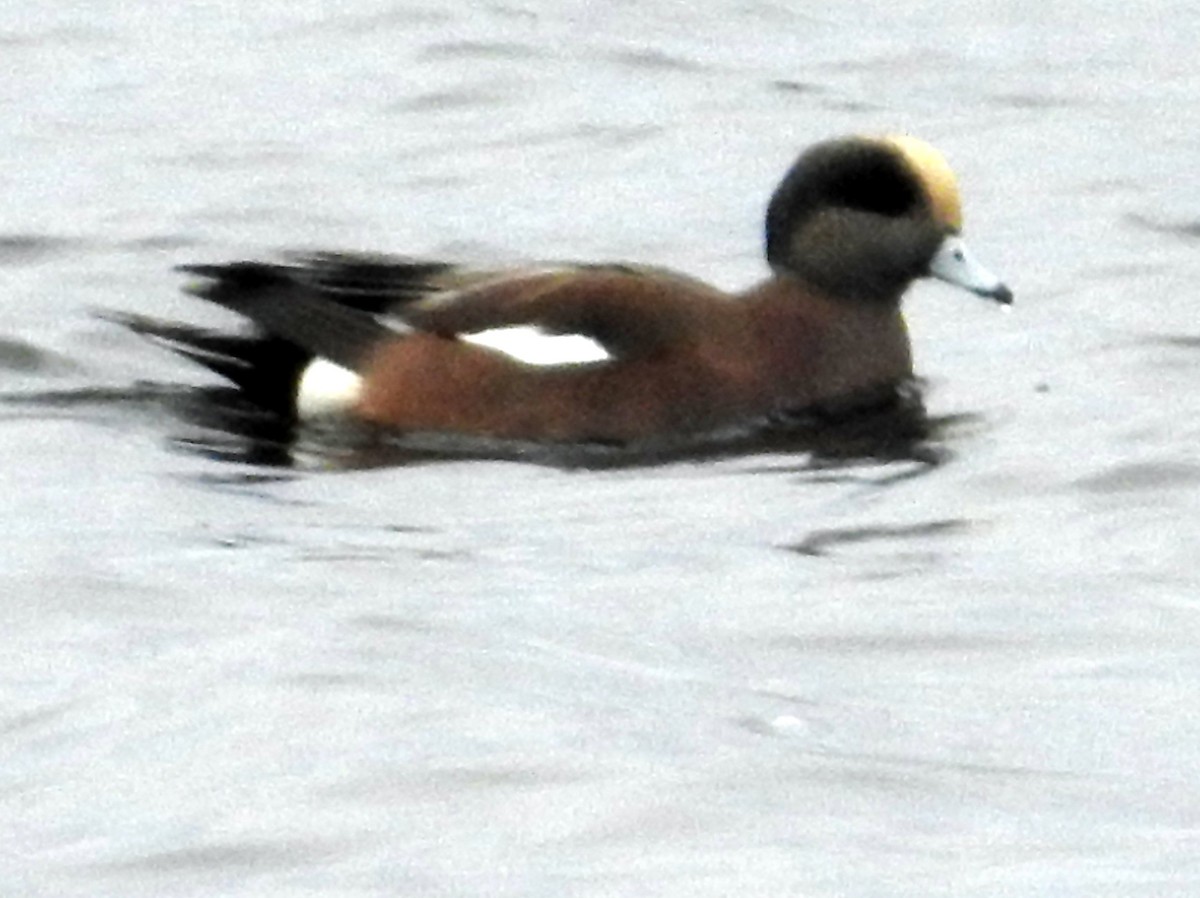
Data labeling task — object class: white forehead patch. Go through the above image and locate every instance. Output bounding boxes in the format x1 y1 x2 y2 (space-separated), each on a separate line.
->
881 134 963 231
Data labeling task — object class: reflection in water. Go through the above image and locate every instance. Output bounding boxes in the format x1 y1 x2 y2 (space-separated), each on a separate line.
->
1 376 970 474
149 377 959 472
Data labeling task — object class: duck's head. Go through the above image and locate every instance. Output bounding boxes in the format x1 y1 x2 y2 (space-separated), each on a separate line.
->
765 134 1012 305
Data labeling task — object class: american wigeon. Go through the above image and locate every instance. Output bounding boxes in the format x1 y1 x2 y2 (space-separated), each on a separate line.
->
111 134 1011 444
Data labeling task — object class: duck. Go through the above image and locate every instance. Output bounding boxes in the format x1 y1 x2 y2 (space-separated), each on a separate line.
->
109 133 1011 444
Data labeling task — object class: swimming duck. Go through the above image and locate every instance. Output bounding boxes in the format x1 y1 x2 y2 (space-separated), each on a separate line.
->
111 134 1011 443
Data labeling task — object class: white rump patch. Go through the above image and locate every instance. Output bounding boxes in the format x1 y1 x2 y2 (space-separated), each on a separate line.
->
461 325 611 366
296 358 363 420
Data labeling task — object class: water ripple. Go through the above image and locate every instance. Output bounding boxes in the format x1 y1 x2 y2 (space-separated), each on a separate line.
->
0 234 85 266
1074 461 1200 493
784 518 971 557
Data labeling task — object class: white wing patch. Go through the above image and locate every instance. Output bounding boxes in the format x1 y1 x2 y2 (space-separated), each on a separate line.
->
296 358 363 420
462 325 611 366
294 326 609 421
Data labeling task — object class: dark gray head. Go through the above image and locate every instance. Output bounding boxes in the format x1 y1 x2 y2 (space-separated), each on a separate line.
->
765 135 1011 305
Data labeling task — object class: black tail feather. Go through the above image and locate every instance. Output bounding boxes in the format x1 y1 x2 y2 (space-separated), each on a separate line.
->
99 310 308 417
177 253 452 315
283 253 453 311
175 263 398 372
111 253 458 421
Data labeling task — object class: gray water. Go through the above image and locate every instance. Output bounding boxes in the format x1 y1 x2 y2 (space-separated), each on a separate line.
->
4 2 1200 896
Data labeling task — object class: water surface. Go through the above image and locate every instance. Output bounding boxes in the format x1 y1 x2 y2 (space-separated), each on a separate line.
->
4 2 1200 896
